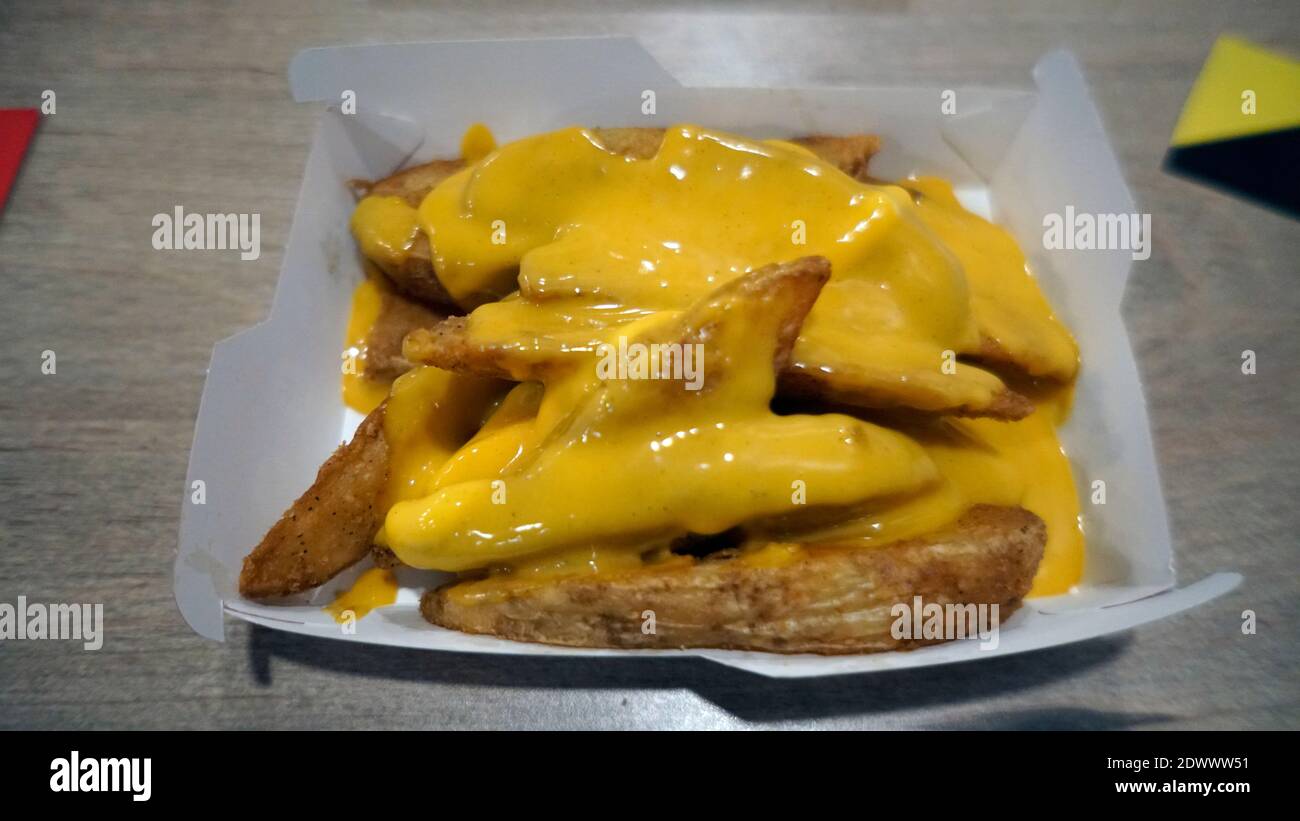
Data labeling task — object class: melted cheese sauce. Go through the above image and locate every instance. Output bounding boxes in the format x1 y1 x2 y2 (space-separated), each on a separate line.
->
325 567 399 623
906 177 1078 381
383 297 939 572
378 365 507 511
344 124 1085 600
459 122 497 162
350 196 419 272
414 126 1019 410
760 383 1083 597
341 275 391 414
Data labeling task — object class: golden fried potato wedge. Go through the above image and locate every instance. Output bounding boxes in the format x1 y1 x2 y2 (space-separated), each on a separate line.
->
239 405 389 599
588 127 664 160
421 505 1045 654
390 258 929 574
779 362 1034 420
371 234 456 308
402 314 1033 420
360 283 447 383
402 316 517 378
973 328 1076 385
350 159 464 308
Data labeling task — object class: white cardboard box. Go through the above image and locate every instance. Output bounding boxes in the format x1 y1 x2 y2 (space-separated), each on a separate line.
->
174 37 1240 678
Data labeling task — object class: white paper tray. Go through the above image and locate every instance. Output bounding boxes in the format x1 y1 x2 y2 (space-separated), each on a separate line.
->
174 37 1240 678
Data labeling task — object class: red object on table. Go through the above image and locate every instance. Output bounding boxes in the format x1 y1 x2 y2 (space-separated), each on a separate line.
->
0 109 40 213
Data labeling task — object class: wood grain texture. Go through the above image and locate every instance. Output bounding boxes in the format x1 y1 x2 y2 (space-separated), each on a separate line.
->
0 0 1297 729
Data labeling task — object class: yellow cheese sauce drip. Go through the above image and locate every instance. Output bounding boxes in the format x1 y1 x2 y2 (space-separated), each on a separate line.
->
930 385 1084 597
325 567 398 623
379 366 508 510
349 196 419 270
459 122 497 162
341 275 391 414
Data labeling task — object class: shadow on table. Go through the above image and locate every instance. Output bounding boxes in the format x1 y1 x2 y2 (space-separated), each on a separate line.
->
248 626 1160 727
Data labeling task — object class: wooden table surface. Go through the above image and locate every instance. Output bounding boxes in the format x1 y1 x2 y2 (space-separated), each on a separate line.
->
1 0 1297 730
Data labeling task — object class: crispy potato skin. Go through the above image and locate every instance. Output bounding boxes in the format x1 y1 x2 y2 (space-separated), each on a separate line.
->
589 127 664 159
362 286 446 383
352 158 464 208
739 257 830 373
238 405 389 599
403 316 509 376
422 505 1045 654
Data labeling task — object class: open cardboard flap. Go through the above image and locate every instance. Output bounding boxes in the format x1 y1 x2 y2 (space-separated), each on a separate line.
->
175 38 1240 677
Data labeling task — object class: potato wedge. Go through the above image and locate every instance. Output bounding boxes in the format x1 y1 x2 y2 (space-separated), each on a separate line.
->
403 314 1033 420
239 405 389 599
350 159 464 308
350 158 464 207
361 283 446 383
778 362 1035 420
422 505 1045 654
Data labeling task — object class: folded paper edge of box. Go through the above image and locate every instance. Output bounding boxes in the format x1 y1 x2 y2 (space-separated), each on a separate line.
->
211 571 1240 677
288 36 681 111
175 323 277 641
941 94 1036 180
